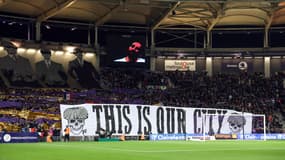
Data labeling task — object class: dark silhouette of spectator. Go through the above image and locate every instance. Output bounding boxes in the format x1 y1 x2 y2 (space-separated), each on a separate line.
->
0 40 38 87
35 48 68 87
68 48 100 89
114 42 145 63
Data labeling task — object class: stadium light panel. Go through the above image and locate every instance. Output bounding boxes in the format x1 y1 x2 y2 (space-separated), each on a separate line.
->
85 53 95 58
63 46 76 53
17 48 26 54
55 51 64 55
27 49 36 54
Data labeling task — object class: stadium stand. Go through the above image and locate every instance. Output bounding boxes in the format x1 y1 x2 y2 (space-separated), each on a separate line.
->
0 68 284 135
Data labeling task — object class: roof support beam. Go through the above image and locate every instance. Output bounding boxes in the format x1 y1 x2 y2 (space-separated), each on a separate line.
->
167 17 207 30
206 21 216 48
95 5 121 26
264 3 279 47
173 8 213 18
206 4 224 48
265 13 274 31
151 2 180 30
155 30 199 45
207 4 224 31
37 0 77 22
207 15 222 31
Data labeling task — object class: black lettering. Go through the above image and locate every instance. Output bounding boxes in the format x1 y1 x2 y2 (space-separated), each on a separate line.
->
207 109 217 114
143 106 152 134
123 105 132 134
166 108 175 134
157 107 164 133
104 105 115 133
137 106 143 134
217 110 222 114
194 109 201 134
208 115 214 135
217 111 227 134
93 105 102 134
177 109 186 133
116 105 123 134
201 109 207 114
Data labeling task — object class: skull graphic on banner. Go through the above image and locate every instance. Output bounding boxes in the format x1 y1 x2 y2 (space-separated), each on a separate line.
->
63 107 88 135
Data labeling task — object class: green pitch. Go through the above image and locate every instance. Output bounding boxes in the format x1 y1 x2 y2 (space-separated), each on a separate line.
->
0 140 285 160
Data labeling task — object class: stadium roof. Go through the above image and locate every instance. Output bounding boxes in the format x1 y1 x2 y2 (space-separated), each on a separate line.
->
0 0 285 30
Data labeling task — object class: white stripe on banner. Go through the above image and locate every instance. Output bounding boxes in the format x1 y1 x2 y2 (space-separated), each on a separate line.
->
60 104 252 136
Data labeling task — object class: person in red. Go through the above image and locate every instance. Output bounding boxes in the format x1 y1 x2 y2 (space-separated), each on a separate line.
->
114 42 145 63
64 126 70 142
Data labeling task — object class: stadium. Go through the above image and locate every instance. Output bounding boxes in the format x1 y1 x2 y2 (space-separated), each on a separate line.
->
0 0 285 159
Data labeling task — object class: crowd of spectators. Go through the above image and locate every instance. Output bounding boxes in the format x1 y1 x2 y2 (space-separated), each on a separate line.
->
0 68 284 134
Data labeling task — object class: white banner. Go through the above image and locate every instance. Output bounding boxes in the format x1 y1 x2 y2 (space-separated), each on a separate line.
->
60 104 252 136
165 60 196 71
